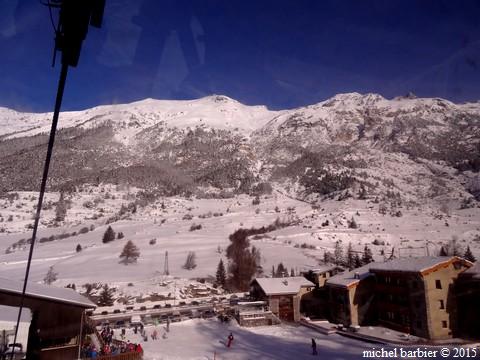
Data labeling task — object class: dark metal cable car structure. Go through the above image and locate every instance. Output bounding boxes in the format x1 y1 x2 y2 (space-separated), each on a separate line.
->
9 1 106 359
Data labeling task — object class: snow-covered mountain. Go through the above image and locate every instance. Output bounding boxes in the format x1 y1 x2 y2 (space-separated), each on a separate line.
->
0 93 479 205
0 95 277 142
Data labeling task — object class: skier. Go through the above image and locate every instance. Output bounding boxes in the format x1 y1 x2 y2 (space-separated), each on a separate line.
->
227 332 234 348
311 338 317 355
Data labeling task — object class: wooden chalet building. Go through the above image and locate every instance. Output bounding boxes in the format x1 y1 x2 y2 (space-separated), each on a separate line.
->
369 256 472 340
0 277 95 360
249 277 314 322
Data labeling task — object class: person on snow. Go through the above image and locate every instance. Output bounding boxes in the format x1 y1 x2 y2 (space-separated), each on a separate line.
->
227 332 234 348
311 338 317 355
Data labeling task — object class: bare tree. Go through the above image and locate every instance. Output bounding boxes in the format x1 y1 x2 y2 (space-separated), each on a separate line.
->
183 251 197 270
44 266 58 285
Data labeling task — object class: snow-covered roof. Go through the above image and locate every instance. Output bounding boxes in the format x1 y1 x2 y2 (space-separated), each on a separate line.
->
0 277 96 309
303 265 344 274
368 256 460 274
253 277 314 296
326 263 376 288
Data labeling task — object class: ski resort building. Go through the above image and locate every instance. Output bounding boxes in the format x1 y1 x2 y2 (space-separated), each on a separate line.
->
369 256 472 340
455 262 480 339
325 263 377 327
0 277 95 360
249 277 315 322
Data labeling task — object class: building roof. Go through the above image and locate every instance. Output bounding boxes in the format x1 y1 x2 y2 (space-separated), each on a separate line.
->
326 263 376 288
302 265 344 274
463 262 480 280
368 256 464 274
253 277 314 296
0 277 96 309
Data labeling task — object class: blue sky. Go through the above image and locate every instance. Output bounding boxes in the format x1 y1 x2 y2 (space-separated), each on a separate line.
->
1 0 480 112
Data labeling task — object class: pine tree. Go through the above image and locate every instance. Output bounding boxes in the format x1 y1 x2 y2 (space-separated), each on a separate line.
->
55 192 67 222
275 262 287 277
439 246 448 256
346 243 355 270
119 240 140 264
76 244 82 252
333 240 344 266
43 266 58 285
98 284 115 306
271 265 275 277
353 253 362 268
216 259 227 287
323 250 333 264
183 251 197 270
102 226 116 243
361 245 374 264
464 246 476 262
290 268 295 277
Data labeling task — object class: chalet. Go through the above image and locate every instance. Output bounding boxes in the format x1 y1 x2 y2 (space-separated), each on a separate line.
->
456 262 480 339
249 277 315 322
0 277 95 360
325 263 376 327
369 256 472 340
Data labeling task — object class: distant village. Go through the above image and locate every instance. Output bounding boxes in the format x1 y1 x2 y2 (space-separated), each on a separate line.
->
0 255 479 359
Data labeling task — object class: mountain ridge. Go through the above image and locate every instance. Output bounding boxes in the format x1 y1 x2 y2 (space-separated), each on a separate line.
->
0 93 478 206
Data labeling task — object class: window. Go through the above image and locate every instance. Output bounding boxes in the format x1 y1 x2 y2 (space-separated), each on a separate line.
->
442 321 448 328
439 300 445 309
435 280 442 289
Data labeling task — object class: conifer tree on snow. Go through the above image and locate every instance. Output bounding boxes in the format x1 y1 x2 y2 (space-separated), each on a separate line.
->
76 244 82 252
102 226 116 243
333 240 344 266
275 262 287 277
216 259 227 287
98 284 115 306
464 246 476 262
323 251 333 264
361 245 374 264
290 268 295 277
346 242 355 270
119 240 140 264
353 253 362 268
